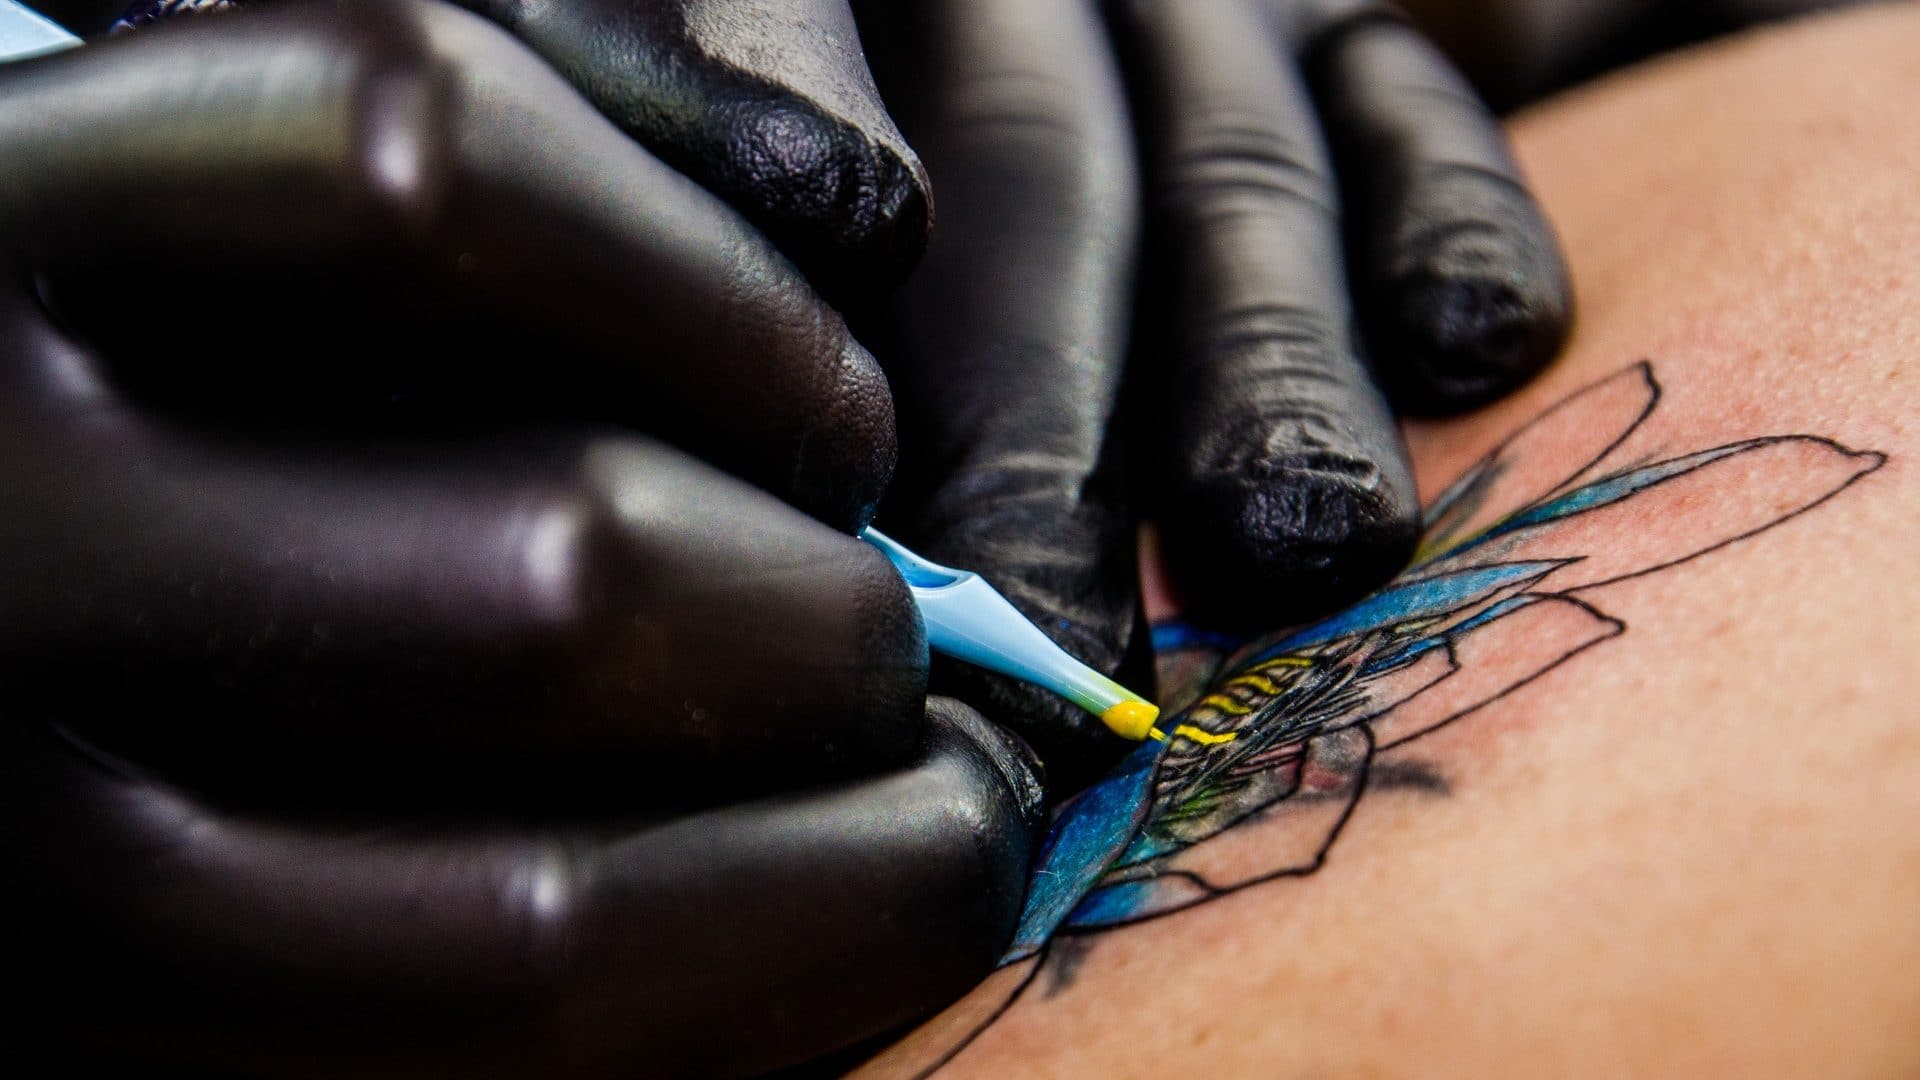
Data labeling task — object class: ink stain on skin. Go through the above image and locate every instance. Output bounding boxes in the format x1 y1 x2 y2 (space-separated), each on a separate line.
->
1360 758 1448 795
1039 934 1098 998
892 362 1887 1078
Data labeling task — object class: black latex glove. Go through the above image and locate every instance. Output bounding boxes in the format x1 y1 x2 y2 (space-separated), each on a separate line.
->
852 0 1148 788
108 0 931 299
4 701 1041 1077
1116 0 1572 621
850 0 1569 779
0 3 1041 1072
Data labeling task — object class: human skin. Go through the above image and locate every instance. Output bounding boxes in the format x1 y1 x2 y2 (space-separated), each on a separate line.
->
857 6 1920 1076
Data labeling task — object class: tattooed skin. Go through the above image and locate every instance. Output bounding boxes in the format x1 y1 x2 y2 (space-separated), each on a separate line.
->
871 362 1886 1077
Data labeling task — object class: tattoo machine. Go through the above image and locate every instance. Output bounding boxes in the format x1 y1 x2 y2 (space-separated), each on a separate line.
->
862 529 1162 741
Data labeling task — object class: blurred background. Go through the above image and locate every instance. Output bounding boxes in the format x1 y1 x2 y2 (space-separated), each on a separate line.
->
27 0 1881 114
1394 0 1877 110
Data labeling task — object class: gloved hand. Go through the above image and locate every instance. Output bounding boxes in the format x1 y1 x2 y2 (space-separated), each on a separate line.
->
104 0 934 299
852 0 1570 779
98 0 1570 785
1120 0 1573 613
0 3 1041 1073
847 0 1147 788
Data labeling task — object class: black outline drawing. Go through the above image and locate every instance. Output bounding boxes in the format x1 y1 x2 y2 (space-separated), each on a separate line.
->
877 362 1887 1078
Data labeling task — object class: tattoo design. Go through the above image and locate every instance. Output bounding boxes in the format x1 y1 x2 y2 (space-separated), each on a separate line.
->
112 0 240 31
873 363 1885 1077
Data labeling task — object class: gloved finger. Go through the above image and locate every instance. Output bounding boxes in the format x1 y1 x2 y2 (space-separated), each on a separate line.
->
1288 0 1573 414
3 0 893 530
472 0 932 299
1 698 1044 1077
852 0 1145 788
0 287 924 785
112 0 932 299
1110 0 1419 625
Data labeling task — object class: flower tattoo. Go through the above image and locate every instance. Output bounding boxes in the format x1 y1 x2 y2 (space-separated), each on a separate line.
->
883 362 1886 1078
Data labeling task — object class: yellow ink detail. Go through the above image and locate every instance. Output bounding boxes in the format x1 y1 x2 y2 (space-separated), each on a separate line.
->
1252 656 1312 672
1226 673 1282 695
1147 724 1238 745
1100 699 1161 741
1197 694 1254 716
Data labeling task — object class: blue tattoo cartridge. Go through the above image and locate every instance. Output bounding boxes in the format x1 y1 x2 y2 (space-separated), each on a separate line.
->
861 527 1161 740
0 1 78 62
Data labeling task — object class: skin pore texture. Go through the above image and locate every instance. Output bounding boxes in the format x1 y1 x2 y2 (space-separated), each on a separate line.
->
858 6 1920 1076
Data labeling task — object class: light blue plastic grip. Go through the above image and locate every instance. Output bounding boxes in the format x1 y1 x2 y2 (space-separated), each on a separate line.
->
0 1 79 63
860 527 1147 727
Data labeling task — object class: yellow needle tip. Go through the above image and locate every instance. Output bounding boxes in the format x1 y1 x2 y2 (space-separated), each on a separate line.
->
1100 699 1161 741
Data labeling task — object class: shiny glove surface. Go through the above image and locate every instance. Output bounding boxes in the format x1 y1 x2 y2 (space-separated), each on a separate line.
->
852 0 1570 779
93 0 1571 778
853 0 1147 787
108 0 932 298
0 2 1041 1072
4 698 1042 1077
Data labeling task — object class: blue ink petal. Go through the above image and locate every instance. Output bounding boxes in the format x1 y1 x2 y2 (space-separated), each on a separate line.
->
1065 879 1163 929
1247 561 1565 661
1004 740 1165 959
1151 622 1246 653
1363 636 1443 673
1446 593 1542 634
1484 444 1751 539
1115 825 1181 865
1364 595 1547 674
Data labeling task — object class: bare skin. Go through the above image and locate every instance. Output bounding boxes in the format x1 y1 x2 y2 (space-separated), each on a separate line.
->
860 6 1920 1076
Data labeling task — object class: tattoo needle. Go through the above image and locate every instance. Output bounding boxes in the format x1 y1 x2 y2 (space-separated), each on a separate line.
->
861 528 1163 740
0 1 79 63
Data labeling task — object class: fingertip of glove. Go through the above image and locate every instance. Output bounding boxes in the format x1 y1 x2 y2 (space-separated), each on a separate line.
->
1371 172 1574 416
1166 455 1419 626
925 696 1046 838
1378 264 1571 415
719 96 932 296
874 161 933 287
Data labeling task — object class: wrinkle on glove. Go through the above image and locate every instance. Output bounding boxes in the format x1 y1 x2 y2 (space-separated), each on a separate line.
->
0 0 921 789
856 0 1146 790
1115 0 1570 627
1115 0 1421 625
1291 0 1572 413
115 0 931 297
21 0 897 530
0 4 1045 1074
1 700 1044 1077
